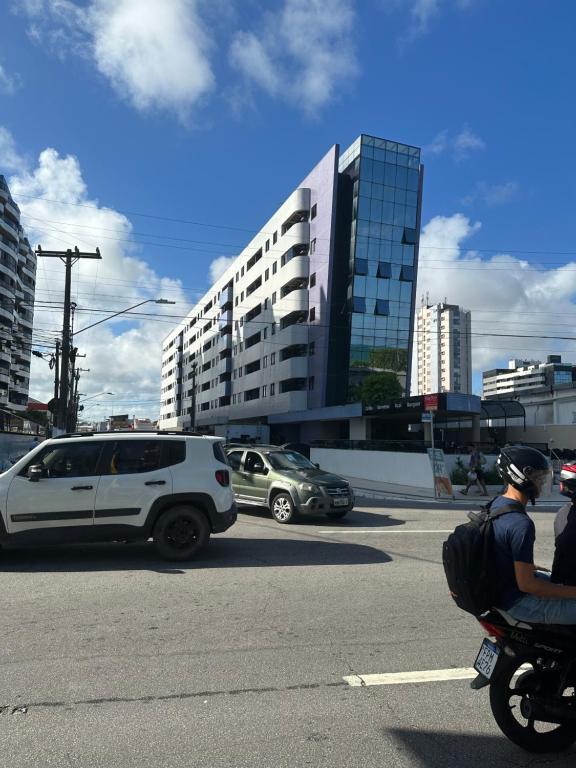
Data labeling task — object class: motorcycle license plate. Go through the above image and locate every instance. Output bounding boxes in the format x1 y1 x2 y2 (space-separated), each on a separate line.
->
334 497 349 507
474 639 500 679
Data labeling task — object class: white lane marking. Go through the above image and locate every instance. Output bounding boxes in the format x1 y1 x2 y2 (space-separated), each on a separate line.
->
323 529 454 534
344 663 533 687
344 668 478 686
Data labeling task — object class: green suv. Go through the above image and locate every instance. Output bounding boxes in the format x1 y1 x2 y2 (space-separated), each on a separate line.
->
225 445 354 524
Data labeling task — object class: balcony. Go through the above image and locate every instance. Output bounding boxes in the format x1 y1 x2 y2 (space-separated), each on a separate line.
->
280 254 309 284
275 355 309 381
276 288 308 317
280 221 309 250
219 284 233 308
276 322 309 346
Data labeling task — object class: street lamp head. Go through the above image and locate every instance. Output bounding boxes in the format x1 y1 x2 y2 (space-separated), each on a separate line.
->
155 298 176 305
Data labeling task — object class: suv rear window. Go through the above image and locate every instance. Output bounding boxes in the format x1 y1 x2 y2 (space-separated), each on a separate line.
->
212 441 228 465
164 440 186 467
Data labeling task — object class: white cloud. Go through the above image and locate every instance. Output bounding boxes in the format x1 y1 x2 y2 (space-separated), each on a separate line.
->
453 125 486 160
0 64 21 95
462 180 520 207
424 125 485 161
16 0 214 117
229 0 358 113
0 127 27 174
382 0 478 40
415 213 576 387
209 255 236 284
4 127 190 420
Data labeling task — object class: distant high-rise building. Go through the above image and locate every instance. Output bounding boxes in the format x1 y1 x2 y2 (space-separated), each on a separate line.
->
0 176 36 412
483 355 574 399
159 134 424 435
416 302 472 395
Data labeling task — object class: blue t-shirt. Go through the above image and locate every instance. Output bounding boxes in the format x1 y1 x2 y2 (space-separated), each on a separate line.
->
490 496 536 610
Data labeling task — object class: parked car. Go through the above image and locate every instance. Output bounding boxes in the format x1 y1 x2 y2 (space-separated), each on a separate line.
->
0 431 236 561
225 445 354 524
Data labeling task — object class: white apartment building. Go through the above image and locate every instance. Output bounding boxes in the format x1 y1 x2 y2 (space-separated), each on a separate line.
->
415 302 472 395
483 356 574 399
0 176 36 412
159 135 424 437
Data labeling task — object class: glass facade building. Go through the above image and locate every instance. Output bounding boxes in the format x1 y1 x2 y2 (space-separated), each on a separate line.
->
337 135 422 399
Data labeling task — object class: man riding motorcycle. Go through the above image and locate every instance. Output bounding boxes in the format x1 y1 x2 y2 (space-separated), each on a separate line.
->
450 446 576 753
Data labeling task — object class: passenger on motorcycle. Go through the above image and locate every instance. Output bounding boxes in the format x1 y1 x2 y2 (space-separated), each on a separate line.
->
551 462 576 587
491 446 576 624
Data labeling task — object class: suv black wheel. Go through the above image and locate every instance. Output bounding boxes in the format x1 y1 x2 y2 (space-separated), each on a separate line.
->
153 506 210 561
271 492 297 524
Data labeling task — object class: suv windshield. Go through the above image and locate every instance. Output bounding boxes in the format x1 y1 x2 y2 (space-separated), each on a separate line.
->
266 451 315 470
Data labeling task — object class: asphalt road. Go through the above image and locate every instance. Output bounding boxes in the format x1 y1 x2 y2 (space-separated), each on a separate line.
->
0 498 573 767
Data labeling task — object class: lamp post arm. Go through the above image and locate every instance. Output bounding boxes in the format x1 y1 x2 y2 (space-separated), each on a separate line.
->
75 300 153 335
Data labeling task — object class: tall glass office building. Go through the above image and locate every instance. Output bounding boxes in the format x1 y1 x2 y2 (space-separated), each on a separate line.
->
337 135 421 399
160 134 423 441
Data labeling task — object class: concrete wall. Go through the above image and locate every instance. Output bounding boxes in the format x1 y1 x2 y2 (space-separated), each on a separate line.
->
310 447 435 494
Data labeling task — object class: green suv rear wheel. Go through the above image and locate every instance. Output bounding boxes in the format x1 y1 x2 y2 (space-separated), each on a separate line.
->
271 492 297 524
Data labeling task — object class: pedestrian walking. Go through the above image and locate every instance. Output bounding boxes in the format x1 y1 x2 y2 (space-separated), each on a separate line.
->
460 444 488 495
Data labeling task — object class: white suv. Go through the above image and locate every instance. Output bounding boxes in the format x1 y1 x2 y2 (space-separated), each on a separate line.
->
0 431 236 561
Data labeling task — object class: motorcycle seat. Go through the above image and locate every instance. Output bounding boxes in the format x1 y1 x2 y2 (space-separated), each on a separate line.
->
494 609 576 635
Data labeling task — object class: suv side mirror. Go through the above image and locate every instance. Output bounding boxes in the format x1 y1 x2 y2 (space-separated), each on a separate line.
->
27 464 44 482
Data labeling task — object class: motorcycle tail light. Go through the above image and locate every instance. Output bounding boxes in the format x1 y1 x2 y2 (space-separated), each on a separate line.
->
479 619 505 639
215 469 230 487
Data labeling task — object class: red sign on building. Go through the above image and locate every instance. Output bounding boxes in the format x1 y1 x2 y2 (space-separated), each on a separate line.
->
424 394 439 412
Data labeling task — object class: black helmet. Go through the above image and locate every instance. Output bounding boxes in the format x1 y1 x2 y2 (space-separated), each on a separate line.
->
496 445 551 503
560 463 576 500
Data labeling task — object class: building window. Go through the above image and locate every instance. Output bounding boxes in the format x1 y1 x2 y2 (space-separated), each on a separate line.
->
355 259 368 276
271 352 276 365
309 307 316 322
311 203 317 219
265 268 269 281
375 300 389 316
270 383 275 396
310 238 316 254
264 298 269 310
238 367 243 377
262 385 267 397
352 296 366 313
265 240 270 252
263 355 268 368
309 376 315 390
271 322 276 335
235 272 239 282
273 231 278 244
272 292 277 305
309 341 315 356
310 272 316 288
263 327 268 339
241 266 245 277
241 291 244 301
273 262 277 275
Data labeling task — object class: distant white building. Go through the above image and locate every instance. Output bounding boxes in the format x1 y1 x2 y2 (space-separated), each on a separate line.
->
482 356 574 400
415 302 472 395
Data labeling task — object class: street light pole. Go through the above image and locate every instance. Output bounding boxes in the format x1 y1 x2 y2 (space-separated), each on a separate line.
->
75 298 175 335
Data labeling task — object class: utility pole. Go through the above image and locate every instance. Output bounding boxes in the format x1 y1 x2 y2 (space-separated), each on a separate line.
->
36 246 102 433
190 362 197 431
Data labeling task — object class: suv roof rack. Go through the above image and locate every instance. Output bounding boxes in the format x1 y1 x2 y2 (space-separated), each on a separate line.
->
52 430 205 439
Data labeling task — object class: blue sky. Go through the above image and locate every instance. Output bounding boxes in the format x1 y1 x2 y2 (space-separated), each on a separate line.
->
1 0 575 414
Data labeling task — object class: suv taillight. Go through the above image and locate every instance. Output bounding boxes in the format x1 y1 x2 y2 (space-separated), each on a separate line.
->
215 469 230 487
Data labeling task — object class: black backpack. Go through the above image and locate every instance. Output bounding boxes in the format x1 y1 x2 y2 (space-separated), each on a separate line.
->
442 499 524 616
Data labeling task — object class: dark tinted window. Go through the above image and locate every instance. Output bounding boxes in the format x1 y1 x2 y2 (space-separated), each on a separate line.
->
165 440 186 467
212 441 228 464
245 452 265 473
103 440 162 475
227 451 243 470
24 442 105 479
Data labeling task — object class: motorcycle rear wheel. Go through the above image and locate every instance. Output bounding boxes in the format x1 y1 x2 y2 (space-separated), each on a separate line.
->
490 660 576 753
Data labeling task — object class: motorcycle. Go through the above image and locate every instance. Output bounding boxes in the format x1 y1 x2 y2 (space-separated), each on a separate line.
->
471 609 576 752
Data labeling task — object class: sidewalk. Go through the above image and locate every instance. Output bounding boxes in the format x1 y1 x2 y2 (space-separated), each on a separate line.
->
350 477 566 505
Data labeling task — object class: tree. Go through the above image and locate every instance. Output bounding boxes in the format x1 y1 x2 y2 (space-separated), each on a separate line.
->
360 372 403 404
